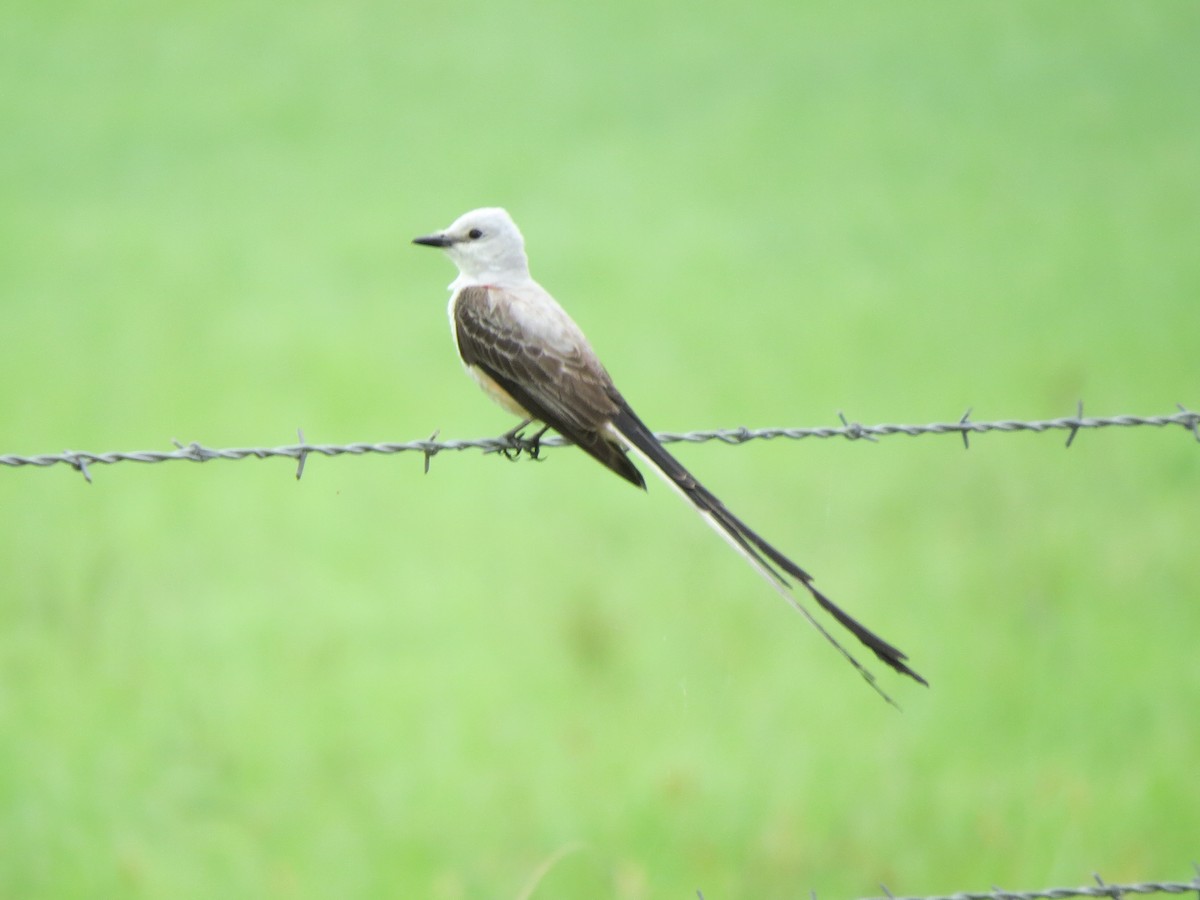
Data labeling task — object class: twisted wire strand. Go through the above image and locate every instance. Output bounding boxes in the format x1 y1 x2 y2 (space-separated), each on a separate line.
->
1 405 1196 483
862 871 1200 900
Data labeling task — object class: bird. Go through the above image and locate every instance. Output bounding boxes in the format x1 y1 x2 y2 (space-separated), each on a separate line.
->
413 207 925 700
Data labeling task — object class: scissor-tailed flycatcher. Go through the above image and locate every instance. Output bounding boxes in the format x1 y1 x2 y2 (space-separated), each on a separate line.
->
414 207 926 699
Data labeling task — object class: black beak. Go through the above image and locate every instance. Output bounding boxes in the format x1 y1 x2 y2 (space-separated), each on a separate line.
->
412 233 453 248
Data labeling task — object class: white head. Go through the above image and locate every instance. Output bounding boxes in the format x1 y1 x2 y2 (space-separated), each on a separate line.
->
412 207 530 285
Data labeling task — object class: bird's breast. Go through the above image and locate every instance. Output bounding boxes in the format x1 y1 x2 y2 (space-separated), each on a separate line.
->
465 363 531 419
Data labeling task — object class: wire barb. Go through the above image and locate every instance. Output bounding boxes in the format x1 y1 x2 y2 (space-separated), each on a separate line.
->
1065 400 1085 448
1177 403 1200 443
422 429 441 475
1092 873 1119 900
838 411 879 443
64 450 92 484
295 428 309 481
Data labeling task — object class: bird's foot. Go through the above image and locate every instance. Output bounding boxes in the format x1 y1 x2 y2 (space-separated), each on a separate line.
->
497 420 549 462
520 424 551 461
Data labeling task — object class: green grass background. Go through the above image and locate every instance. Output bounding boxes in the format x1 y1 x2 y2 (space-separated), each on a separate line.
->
2 2 1198 897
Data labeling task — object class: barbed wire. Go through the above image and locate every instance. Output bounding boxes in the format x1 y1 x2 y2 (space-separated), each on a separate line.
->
856 869 1200 900
1 403 1196 483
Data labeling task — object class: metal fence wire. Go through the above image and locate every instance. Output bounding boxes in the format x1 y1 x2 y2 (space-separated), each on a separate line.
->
854 870 1200 900
1 404 1196 483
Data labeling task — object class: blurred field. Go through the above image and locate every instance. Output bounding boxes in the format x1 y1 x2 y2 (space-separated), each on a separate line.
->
2 2 1198 897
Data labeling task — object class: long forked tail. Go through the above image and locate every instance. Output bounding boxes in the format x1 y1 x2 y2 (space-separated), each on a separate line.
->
606 405 927 702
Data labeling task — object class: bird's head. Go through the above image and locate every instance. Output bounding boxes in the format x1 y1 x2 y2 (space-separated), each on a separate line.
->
413 207 530 284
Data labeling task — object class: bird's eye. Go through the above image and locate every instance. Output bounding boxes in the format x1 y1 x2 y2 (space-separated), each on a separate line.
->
467 228 483 240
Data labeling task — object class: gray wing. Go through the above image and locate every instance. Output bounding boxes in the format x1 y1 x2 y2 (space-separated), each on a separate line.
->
454 285 646 489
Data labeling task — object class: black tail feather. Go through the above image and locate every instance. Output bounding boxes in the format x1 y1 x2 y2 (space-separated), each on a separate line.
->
609 404 927 688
